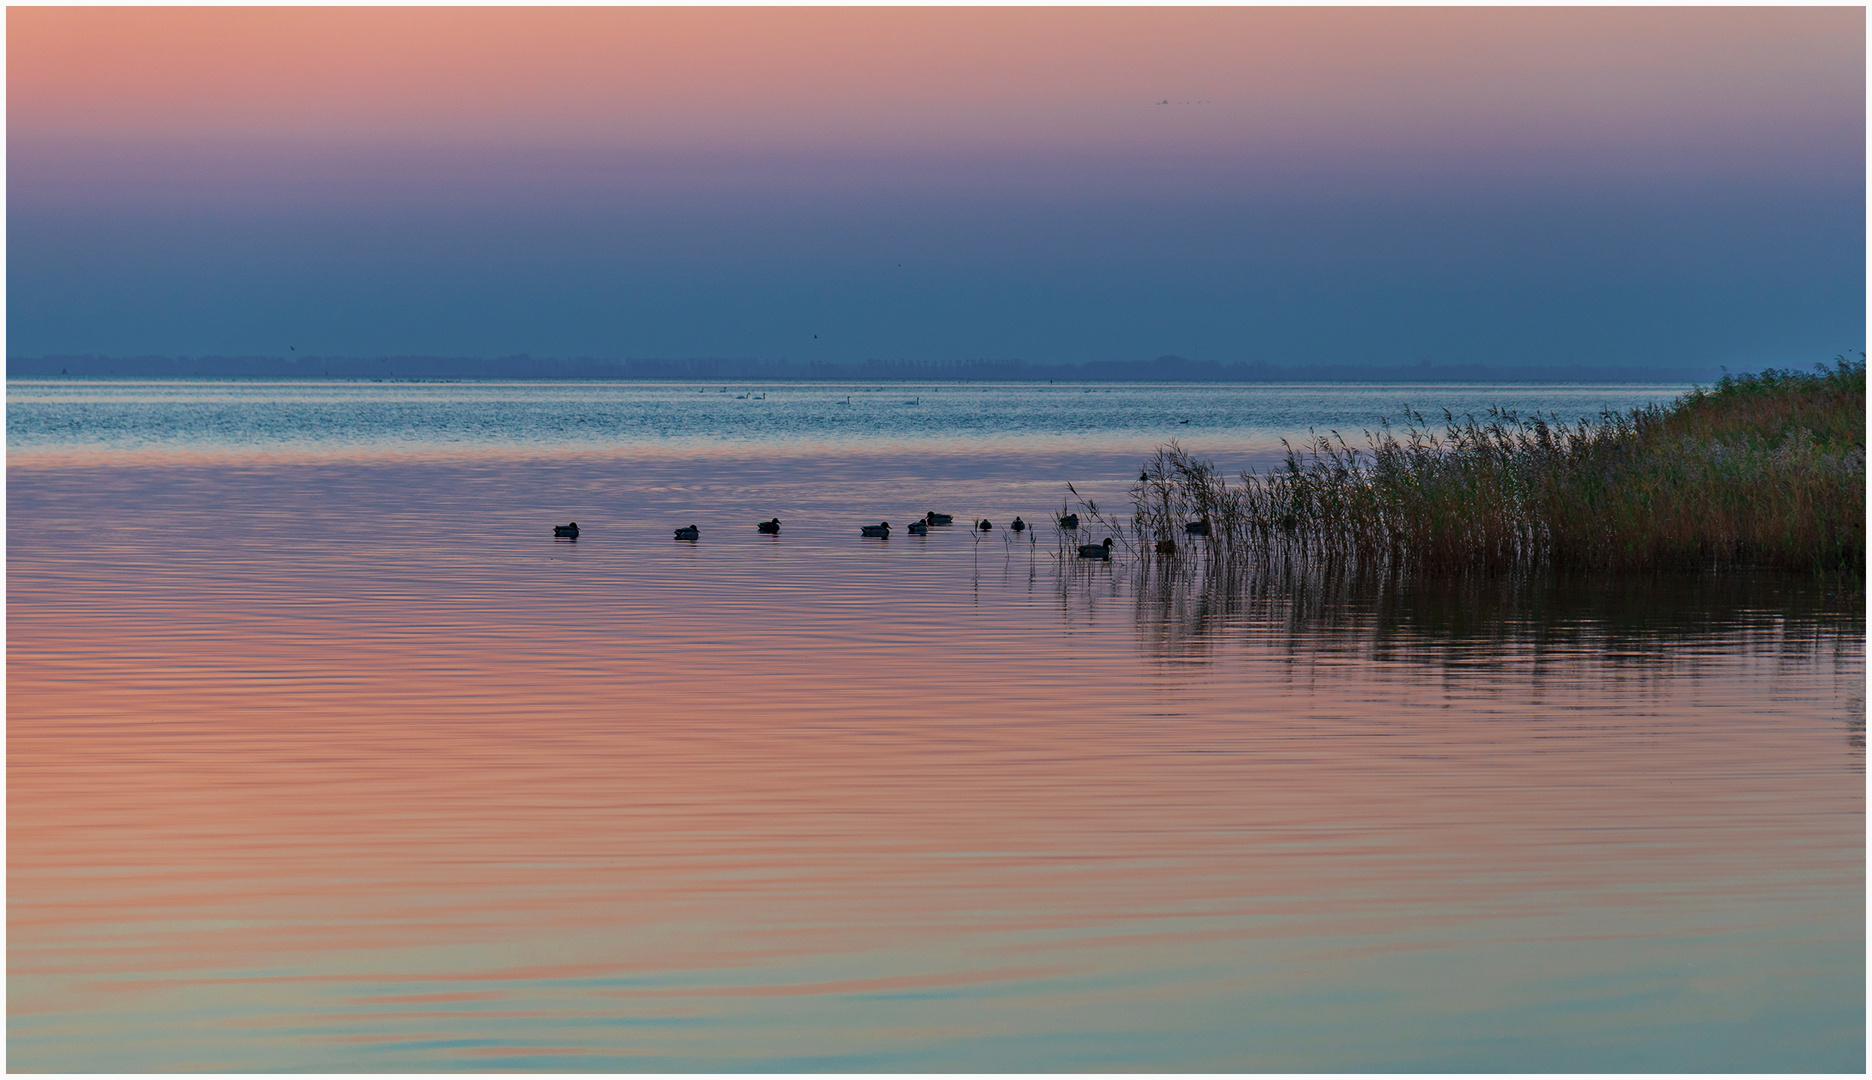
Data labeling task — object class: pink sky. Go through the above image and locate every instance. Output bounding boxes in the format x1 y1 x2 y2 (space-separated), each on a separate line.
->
12 7 1860 160
8 7 1862 365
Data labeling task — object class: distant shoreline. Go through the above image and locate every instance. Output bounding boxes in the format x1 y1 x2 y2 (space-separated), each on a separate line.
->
8 354 1730 385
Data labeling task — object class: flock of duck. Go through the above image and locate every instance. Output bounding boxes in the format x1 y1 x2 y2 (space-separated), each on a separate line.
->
551 511 1118 559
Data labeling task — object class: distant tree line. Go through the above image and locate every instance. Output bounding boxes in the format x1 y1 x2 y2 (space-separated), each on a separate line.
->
9 352 1730 383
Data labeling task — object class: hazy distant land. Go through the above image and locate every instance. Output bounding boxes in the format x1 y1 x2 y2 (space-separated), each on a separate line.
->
11 353 1731 383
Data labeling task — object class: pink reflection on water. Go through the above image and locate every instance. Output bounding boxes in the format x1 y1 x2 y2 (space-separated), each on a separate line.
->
9 453 1864 1070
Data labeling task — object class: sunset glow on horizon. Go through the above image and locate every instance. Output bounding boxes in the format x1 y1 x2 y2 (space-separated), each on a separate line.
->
8 7 1864 371
10 11 1866 1071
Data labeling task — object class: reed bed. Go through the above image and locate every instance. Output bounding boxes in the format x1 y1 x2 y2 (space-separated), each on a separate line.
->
1116 358 1864 575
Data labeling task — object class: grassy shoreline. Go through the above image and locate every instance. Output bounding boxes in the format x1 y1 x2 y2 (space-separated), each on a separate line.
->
1116 357 1864 575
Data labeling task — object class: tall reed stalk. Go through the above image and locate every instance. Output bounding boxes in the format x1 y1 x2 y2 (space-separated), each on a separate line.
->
1117 358 1864 575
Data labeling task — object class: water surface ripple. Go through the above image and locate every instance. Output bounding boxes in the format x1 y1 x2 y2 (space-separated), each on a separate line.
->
8 381 1863 1070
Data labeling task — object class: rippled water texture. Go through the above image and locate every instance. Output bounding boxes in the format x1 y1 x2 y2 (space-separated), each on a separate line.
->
9 381 1864 1070
7 378 1703 463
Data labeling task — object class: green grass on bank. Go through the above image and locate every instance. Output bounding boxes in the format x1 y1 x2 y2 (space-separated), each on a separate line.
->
1127 357 1865 574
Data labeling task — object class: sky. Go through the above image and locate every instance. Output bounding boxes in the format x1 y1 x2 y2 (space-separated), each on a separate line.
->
8 6 1865 369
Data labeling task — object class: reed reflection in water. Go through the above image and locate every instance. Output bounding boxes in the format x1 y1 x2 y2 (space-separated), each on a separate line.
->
8 451 1864 1071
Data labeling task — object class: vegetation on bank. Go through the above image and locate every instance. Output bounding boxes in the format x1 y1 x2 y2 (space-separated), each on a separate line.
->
1115 357 1864 574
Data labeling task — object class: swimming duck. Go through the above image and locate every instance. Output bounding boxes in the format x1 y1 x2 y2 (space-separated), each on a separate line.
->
553 522 580 538
674 524 700 541
977 519 993 532
907 519 929 535
1185 519 1210 536
1011 516 1026 532
925 511 953 525
1057 513 1079 529
1078 537 1115 560
757 518 781 534
861 521 891 537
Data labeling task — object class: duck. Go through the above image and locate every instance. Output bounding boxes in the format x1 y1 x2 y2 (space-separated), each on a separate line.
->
1078 537 1115 560
861 521 891 537
756 518 781 534
1057 513 1079 530
674 524 700 541
1184 519 1211 536
907 519 929 535
1011 516 1026 532
977 519 993 532
925 511 953 525
553 522 580 538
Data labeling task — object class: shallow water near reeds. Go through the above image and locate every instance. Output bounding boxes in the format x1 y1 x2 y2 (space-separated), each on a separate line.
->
8 380 1865 1071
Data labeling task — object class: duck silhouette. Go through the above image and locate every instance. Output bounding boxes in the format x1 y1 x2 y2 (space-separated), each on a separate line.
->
907 519 929 535
1057 513 1080 529
553 522 580 538
757 518 781 534
1078 537 1115 560
977 519 993 532
925 511 953 525
861 521 891 537
1011 516 1026 532
674 524 700 541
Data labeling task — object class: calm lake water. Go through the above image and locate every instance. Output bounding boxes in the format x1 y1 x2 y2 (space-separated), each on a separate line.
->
8 380 1864 1071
